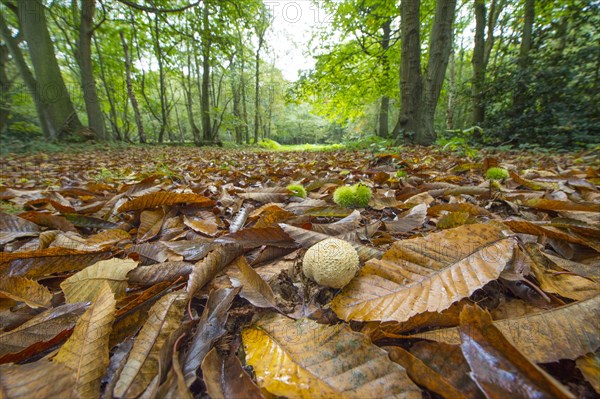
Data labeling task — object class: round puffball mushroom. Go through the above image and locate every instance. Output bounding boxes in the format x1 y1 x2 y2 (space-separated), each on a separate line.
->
302 238 360 288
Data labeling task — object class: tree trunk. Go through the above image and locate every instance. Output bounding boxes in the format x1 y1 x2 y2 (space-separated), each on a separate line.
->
93 35 121 140
446 50 456 130
153 13 169 144
119 31 146 143
378 18 391 138
397 0 423 142
253 32 264 144
18 0 83 139
184 36 201 144
240 45 250 144
471 0 486 127
512 0 535 116
396 0 457 146
77 0 106 140
201 0 212 143
0 44 10 135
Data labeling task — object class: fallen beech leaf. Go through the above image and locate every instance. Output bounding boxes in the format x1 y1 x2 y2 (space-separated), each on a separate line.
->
0 211 40 245
118 192 214 212
201 348 263 399
331 222 516 322
410 341 483 399
575 351 600 394
412 294 600 363
216 226 294 249
386 346 468 399
504 219 590 247
137 209 165 242
0 276 52 308
18 211 76 233
0 302 87 363
384 203 427 233
54 282 116 399
0 359 79 399
242 313 421 398
251 203 295 228
520 198 600 212
61 258 138 303
183 214 218 236
183 287 239 385
239 187 289 203
279 223 384 262
233 256 279 309
127 261 194 286
0 248 112 278
458 305 574 399
187 243 244 297
113 291 186 398
310 209 362 235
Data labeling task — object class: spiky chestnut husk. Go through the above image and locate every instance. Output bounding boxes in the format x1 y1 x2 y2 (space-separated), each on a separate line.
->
333 183 372 208
287 184 307 198
485 167 509 181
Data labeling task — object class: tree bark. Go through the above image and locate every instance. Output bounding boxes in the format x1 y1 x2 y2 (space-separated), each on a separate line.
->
377 18 391 138
471 0 486 127
253 28 265 144
119 31 146 143
153 12 169 143
446 50 456 130
201 0 212 143
0 43 10 135
396 0 457 146
18 0 83 139
512 0 535 116
397 0 423 142
77 0 106 140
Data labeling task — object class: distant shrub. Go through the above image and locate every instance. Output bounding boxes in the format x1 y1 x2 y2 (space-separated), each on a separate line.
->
258 139 282 150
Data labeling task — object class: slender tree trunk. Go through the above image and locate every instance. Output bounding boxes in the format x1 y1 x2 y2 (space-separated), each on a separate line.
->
153 13 169 143
253 32 265 144
397 0 423 142
77 0 106 140
93 35 121 140
240 46 250 144
18 0 83 139
471 0 486 127
512 0 535 116
446 50 456 130
201 0 212 143
184 37 200 144
0 44 10 134
232 58 243 144
378 18 391 138
119 31 146 143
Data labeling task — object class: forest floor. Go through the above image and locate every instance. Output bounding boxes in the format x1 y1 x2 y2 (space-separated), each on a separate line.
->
0 146 599 398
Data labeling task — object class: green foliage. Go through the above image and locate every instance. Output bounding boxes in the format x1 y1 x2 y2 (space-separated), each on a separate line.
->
257 139 282 150
344 135 394 152
395 170 408 178
437 132 480 159
287 184 307 198
333 183 372 208
485 167 509 181
0 201 22 214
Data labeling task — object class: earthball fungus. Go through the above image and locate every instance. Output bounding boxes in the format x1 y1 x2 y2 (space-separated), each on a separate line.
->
302 238 360 288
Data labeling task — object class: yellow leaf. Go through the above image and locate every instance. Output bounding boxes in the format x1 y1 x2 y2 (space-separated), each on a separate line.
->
61 258 138 303
242 313 421 398
54 282 116 399
0 276 52 308
331 222 516 322
113 291 186 399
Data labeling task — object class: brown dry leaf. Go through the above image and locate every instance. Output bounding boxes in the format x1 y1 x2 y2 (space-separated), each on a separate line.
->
0 211 39 245
0 302 87 363
183 214 218 236
331 222 516 322
504 219 590 247
233 256 279 309
458 304 574 399
251 203 295 228
0 248 112 278
18 211 77 233
50 229 130 251
183 287 239 385
239 187 290 203
118 192 215 212
54 282 116 399
216 226 294 249
127 261 194 286
160 240 213 261
410 341 483 399
427 203 490 217
137 209 165 242
541 252 600 283
242 313 421 398
279 223 384 262
61 258 138 303
187 243 244 297
575 351 600 394
386 346 468 399
0 359 80 399
384 203 428 233
201 348 263 399
113 291 186 399
524 243 600 300
0 276 52 308
412 294 600 363
437 212 477 229
520 198 600 212
310 209 362 235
